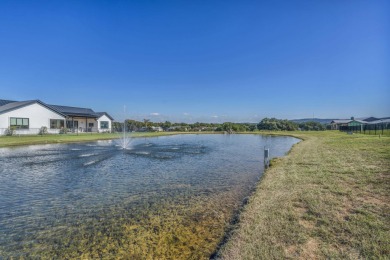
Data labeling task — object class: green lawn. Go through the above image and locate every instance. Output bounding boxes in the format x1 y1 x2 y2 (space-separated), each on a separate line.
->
218 131 390 259
0 132 180 147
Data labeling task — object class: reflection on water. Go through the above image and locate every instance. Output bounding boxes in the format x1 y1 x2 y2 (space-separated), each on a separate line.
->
0 134 299 258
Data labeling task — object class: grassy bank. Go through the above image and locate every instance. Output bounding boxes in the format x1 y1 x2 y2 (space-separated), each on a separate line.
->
219 131 389 259
0 132 182 147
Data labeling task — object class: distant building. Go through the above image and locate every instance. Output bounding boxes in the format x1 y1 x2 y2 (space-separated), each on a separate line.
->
330 119 352 130
167 126 188 132
0 99 113 135
330 116 387 131
151 126 163 132
137 126 163 132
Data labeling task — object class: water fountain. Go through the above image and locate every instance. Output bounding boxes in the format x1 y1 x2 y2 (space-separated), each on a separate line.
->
119 119 132 149
116 106 133 149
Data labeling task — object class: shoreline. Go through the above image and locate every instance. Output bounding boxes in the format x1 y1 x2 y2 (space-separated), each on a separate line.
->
0 131 297 148
210 132 303 259
218 131 390 259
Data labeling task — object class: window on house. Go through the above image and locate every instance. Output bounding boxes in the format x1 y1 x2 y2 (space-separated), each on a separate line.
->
50 119 65 129
88 123 94 127
100 121 109 129
10 117 29 129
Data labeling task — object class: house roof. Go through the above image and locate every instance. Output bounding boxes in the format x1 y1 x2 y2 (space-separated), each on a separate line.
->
0 100 67 117
331 119 351 124
330 117 390 126
367 118 390 124
357 117 380 122
0 99 17 106
95 112 114 121
1 98 114 120
351 120 367 124
48 104 99 118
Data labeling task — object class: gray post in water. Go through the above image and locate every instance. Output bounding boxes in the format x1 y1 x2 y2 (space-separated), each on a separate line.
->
264 147 270 169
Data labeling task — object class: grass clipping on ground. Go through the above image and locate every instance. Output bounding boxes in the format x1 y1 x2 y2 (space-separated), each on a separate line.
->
219 131 389 259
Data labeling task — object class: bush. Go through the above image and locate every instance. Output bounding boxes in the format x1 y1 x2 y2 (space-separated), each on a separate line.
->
298 121 326 131
39 126 48 135
5 127 15 136
59 127 68 134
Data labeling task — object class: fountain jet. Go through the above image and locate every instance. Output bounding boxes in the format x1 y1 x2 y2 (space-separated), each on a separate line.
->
116 106 133 150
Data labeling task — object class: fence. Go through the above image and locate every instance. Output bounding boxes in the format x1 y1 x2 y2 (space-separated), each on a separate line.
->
0 127 109 136
342 122 390 136
0 128 60 135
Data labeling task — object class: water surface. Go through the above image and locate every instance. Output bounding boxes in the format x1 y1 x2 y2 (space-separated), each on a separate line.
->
0 134 299 258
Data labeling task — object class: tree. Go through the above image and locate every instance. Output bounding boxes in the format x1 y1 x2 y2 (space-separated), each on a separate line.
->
298 121 325 131
143 119 150 128
162 121 172 130
257 118 298 131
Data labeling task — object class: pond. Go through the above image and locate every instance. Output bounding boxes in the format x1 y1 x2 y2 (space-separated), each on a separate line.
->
0 134 299 259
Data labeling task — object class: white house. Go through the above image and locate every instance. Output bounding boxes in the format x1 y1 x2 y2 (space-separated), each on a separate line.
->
0 99 114 135
95 112 114 133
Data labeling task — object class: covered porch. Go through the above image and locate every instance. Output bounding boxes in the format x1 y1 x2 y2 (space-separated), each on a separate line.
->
66 116 99 133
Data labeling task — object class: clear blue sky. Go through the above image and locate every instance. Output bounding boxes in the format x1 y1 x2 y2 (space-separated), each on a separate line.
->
0 0 389 122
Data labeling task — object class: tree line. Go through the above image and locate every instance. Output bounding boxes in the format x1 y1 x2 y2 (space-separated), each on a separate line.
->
256 118 325 131
112 118 326 132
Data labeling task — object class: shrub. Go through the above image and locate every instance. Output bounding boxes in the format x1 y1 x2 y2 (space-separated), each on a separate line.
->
5 127 15 136
298 121 326 131
59 127 68 134
39 126 48 135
